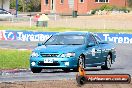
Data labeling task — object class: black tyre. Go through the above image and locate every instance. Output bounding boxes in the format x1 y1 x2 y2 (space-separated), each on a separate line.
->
73 55 85 72
76 76 86 86
31 68 42 73
101 54 112 70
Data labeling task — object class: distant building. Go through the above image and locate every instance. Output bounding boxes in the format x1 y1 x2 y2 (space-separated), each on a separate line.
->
41 0 128 15
0 0 10 11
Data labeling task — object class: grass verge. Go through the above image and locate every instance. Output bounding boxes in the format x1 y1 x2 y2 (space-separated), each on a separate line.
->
0 49 31 69
0 26 132 33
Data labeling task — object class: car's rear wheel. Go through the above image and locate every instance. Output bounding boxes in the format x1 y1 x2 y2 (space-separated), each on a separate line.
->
73 55 85 72
31 68 42 73
101 54 112 70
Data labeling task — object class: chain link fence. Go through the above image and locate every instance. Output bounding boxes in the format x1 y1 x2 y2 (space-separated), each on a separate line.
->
0 13 132 29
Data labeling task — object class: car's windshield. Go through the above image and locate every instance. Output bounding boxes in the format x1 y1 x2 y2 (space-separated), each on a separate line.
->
45 35 85 45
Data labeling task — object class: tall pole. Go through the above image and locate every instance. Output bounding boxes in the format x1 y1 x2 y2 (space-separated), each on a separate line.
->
16 0 18 17
1 0 3 9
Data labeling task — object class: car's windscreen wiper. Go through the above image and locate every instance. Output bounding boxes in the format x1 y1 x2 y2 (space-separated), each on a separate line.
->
67 44 82 45
45 44 64 45
45 44 82 45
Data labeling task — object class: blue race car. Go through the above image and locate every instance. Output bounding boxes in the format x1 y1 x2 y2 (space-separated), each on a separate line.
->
30 32 116 73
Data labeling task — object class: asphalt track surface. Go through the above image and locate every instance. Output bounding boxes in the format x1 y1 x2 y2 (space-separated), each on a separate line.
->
0 41 132 82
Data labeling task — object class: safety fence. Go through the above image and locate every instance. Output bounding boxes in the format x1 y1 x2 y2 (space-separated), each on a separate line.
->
1 14 132 29
0 30 132 44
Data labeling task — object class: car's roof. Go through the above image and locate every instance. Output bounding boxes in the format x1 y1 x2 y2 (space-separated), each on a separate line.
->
55 31 91 36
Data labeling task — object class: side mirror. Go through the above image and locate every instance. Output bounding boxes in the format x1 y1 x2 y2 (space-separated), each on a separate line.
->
87 43 95 47
38 43 42 46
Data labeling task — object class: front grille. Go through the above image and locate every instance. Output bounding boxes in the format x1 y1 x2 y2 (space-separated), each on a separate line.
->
40 54 59 57
38 61 60 66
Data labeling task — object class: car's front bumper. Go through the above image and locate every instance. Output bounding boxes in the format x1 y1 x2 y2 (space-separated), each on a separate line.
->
30 57 78 69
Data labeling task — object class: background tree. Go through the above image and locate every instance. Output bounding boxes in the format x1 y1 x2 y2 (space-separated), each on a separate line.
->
10 0 41 12
128 0 132 8
29 0 41 12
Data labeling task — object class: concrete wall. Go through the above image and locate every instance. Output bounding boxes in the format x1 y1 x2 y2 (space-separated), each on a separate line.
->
0 0 10 11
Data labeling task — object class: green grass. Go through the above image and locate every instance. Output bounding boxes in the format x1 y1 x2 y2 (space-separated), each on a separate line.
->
0 49 31 69
0 25 132 33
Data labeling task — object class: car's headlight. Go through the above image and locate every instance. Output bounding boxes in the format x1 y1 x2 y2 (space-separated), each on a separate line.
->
60 52 75 58
31 52 39 57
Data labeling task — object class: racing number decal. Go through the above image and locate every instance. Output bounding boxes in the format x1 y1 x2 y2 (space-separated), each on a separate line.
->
91 48 96 56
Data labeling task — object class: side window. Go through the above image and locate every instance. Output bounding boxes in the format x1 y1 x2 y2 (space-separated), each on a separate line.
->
0 11 6 14
0 10 2 14
94 35 101 43
95 0 109 3
45 0 48 5
60 0 64 4
88 35 96 44
79 0 84 3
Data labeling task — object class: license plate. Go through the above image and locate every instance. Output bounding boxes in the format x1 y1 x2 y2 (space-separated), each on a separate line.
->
44 59 53 63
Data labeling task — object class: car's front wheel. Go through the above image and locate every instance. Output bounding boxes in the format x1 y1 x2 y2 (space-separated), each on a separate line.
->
73 55 85 72
101 54 112 70
31 68 42 73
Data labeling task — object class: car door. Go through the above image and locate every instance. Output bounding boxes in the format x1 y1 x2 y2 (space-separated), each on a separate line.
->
93 34 104 64
85 34 102 67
